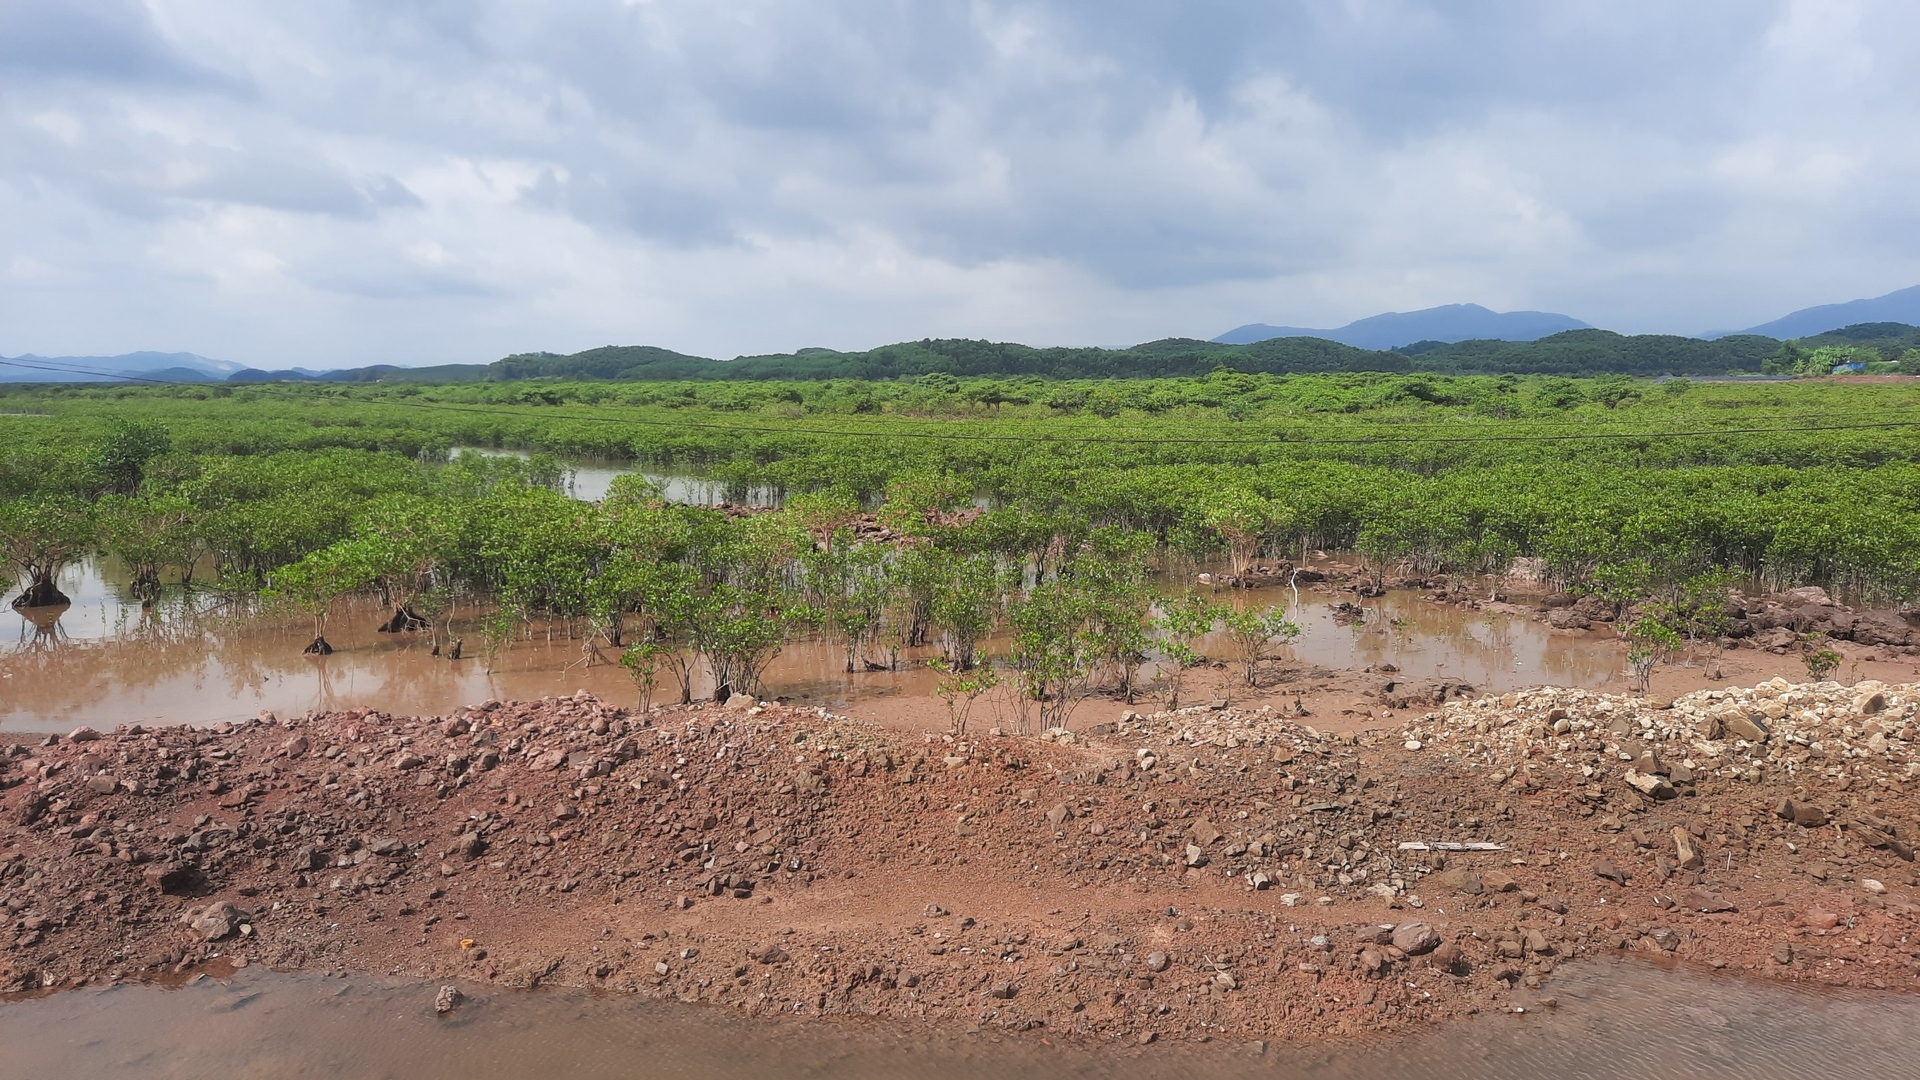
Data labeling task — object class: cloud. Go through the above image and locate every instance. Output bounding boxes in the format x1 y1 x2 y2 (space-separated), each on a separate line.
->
0 0 200 84
2 0 1920 366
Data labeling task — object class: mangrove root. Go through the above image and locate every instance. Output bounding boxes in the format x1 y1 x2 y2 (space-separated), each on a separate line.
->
10 581 71 610
303 636 334 656
377 606 432 634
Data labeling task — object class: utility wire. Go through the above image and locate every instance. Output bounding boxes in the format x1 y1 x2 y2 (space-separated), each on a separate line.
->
2 356 1915 448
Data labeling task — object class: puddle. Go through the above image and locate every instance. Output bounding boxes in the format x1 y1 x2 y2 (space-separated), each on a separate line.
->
1 558 1636 733
2 960 1915 1079
453 447 782 506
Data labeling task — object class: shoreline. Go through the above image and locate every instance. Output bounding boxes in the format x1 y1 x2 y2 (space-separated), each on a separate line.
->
4 680 1919 1046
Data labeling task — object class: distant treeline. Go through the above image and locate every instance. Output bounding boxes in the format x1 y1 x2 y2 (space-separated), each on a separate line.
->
220 323 1920 385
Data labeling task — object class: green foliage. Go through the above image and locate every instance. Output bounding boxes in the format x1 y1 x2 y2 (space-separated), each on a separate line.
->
802 535 895 673
1075 528 1158 703
1201 489 1290 577
95 493 197 600
928 656 999 735
1156 591 1223 708
1219 605 1303 689
0 496 96 605
90 420 173 496
6 370 1920 680
929 552 1006 670
1006 580 1095 735
619 638 664 712
267 541 375 642
236 324 1817 384
1623 617 1681 692
1801 632 1841 682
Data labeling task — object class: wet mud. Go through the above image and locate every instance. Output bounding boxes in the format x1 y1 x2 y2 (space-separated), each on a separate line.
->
4 958 1917 1079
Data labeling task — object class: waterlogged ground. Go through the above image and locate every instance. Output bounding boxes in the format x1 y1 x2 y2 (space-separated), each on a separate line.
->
453 448 783 506
4 959 1917 1080
1 557 1636 734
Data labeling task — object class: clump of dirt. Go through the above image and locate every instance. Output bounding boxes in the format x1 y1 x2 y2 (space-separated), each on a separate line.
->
3 683 1917 1046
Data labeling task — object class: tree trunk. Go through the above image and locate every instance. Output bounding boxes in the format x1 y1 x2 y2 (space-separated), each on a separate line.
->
377 605 430 633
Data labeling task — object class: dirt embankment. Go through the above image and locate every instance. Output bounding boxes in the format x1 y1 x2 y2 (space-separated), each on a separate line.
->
4 682 1919 1045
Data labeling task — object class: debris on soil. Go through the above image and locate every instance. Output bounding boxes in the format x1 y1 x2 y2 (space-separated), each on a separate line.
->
3 683 1918 1044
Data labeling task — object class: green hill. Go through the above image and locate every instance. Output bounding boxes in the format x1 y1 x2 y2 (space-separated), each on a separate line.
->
209 322 1920 385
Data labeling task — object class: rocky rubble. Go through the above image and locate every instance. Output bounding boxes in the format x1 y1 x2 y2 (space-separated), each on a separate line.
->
1527 585 1918 650
1397 678 1918 795
3 682 1919 1046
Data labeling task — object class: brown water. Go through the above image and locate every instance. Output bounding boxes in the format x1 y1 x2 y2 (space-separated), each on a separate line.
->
2 960 1914 1079
2 559 1628 735
453 448 783 506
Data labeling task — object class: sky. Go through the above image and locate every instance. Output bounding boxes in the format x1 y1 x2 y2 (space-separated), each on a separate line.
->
3 0 1919 368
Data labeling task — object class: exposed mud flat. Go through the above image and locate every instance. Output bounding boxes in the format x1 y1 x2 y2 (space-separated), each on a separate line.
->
3 681 1918 1052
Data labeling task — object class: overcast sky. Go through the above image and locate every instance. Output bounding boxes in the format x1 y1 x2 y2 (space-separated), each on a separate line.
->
3 1 1918 368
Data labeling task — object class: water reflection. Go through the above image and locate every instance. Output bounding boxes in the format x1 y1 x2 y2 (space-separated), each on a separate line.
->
3 557 1630 734
2 960 1915 1080
453 447 783 506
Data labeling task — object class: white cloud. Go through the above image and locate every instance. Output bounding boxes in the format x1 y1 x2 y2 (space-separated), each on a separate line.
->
2 0 1919 366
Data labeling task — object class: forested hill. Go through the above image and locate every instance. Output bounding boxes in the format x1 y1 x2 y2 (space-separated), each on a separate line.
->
220 324 1917 384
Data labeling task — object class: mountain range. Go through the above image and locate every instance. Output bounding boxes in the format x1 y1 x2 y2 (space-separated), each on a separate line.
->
5 285 1918 384
0 351 245 384
1214 285 1920 349
1213 304 1590 348
1731 284 1920 340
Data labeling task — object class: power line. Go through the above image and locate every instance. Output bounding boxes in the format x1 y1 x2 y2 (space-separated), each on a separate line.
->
3 356 1916 449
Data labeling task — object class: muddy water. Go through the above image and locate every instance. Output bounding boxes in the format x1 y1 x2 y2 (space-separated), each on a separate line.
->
3 960 1915 1079
1 558 1635 734
454 448 782 506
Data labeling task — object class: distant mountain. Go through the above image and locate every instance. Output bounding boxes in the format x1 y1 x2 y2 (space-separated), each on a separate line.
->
1736 285 1920 340
228 363 488 384
1214 304 1590 349
0 351 243 383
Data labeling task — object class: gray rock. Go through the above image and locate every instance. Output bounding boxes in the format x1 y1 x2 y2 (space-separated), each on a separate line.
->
185 902 247 942
1624 768 1676 799
1544 608 1591 630
1390 921 1441 956
434 985 463 1013
1143 950 1169 973
1672 827 1705 871
748 942 789 965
